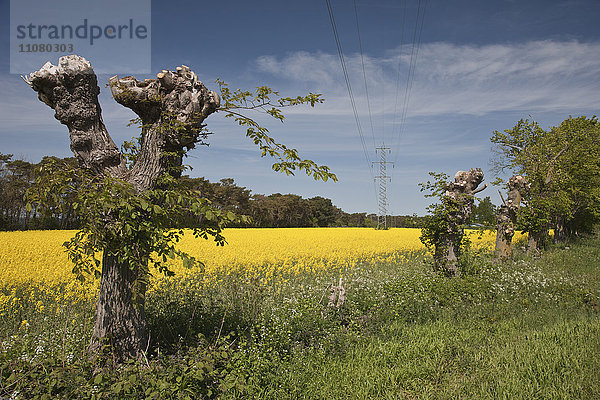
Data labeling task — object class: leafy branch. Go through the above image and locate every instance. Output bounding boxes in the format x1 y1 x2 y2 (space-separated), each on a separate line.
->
215 79 337 182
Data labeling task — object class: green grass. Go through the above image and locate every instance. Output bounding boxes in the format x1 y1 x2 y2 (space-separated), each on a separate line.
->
1 235 599 399
259 313 599 399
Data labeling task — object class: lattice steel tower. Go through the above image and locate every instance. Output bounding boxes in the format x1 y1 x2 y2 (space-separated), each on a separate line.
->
373 144 393 229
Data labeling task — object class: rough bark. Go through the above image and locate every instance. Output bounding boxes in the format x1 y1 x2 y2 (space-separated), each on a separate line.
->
435 168 487 276
23 56 127 177
24 56 220 192
24 55 220 361
108 65 220 191
327 277 346 309
91 252 148 362
495 175 528 258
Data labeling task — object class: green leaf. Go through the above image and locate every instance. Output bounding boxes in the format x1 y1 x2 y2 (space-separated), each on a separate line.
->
205 210 214 220
182 257 194 269
112 382 122 393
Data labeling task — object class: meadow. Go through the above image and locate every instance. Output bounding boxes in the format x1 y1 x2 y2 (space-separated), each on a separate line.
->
0 228 598 399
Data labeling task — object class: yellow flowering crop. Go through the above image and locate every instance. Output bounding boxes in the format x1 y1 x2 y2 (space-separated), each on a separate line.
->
0 227 516 316
0 230 75 285
173 227 425 275
0 228 422 284
0 227 510 286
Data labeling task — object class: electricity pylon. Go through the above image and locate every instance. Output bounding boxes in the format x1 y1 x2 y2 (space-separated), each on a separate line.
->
373 144 393 229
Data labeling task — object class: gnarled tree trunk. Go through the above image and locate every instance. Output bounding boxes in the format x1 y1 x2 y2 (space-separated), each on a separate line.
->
91 252 148 359
24 55 220 361
495 175 527 258
435 168 487 276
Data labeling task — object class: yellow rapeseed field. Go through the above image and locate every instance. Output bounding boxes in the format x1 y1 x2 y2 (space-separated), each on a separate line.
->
0 228 505 317
0 227 502 286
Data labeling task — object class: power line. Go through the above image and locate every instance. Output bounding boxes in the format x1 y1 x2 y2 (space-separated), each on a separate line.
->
325 0 373 171
391 0 408 146
380 5 386 146
351 0 380 212
353 0 377 151
326 0 427 217
392 0 428 166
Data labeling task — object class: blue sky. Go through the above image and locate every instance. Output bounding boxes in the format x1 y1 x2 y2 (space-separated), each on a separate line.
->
1 0 599 215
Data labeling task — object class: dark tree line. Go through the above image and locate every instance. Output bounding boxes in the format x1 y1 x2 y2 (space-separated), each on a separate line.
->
0 155 82 230
0 153 33 229
0 153 427 231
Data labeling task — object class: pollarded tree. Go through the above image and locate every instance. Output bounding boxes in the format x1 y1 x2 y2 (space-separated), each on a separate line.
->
23 55 336 362
495 175 528 258
491 119 563 251
419 169 487 276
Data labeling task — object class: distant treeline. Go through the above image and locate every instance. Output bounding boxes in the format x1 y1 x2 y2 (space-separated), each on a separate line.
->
0 154 495 231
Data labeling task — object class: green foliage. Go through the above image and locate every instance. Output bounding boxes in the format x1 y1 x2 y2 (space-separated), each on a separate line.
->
0 329 245 399
419 173 450 254
26 159 248 291
120 136 141 169
491 118 546 173
0 153 36 230
216 79 337 182
26 157 83 229
470 196 496 227
308 196 342 227
21 80 341 309
0 154 393 231
491 116 600 240
418 172 472 272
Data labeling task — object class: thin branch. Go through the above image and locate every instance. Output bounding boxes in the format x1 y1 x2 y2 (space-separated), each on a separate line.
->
215 311 226 347
319 283 333 305
472 183 488 195
498 142 524 152
141 330 151 368
498 190 507 206
217 109 259 125
216 109 280 151
221 100 292 110
221 103 273 111
20 75 32 87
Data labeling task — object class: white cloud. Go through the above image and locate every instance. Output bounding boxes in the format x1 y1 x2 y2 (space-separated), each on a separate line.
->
254 40 600 118
256 52 340 86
